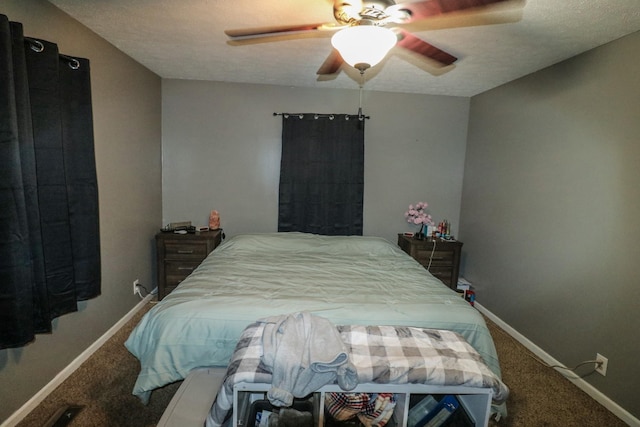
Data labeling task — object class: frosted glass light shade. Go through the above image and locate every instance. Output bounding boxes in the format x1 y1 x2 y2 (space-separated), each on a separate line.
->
331 26 397 70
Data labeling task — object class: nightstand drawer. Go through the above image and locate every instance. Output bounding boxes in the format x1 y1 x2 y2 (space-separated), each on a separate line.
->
165 273 188 288
427 267 454 286
165 242 210 259
165 261 201 278
164 285 179 295
413 249 455 266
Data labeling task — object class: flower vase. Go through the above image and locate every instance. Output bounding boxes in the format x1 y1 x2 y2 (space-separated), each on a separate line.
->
414 224 426 240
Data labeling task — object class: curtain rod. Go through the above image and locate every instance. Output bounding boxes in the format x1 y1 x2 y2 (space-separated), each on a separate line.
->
24 37 81 70
273 112 370 121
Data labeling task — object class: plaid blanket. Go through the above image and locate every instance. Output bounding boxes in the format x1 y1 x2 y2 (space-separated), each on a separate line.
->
206 322 509 427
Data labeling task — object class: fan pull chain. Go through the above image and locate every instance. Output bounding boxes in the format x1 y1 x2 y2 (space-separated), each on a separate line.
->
358 70 365 121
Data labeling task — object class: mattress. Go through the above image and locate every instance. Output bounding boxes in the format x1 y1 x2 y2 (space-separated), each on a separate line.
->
125 232 501 404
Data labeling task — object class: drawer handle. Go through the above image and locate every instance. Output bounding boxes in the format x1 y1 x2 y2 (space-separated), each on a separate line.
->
430 257 445 260
177 250 194 254
178 267 194 271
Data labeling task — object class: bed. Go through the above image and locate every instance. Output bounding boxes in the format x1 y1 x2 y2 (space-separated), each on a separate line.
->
125 232 502 410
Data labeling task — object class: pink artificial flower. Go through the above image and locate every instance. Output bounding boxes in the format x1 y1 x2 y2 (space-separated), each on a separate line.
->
405 201 435 227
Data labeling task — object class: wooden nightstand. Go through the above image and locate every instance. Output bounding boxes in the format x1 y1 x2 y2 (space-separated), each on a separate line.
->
397 234 463 289
156 230 222 300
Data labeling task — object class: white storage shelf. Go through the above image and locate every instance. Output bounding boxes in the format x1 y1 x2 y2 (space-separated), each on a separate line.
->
233 382 493 427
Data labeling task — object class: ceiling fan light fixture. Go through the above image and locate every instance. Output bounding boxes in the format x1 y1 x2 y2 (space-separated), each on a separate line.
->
331 25 397 71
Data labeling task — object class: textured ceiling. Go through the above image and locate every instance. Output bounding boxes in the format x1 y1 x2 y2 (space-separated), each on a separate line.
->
48 0 640 97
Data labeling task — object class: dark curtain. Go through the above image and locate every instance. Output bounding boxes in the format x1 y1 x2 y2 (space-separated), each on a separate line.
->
0 15 100 350
278 114 364 236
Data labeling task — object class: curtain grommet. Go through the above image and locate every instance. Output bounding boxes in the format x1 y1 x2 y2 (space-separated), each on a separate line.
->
27 38 44 53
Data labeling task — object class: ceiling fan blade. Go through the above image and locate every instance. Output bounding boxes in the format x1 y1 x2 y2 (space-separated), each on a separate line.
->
317 50 344 75
225 23 335 39
396 29 457 66
387 0 511 23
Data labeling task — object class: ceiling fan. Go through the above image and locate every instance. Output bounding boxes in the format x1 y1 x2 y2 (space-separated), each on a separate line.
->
225 0 519 75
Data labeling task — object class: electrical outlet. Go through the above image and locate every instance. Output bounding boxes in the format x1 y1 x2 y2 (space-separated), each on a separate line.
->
595 353 608 376
133 279 140 295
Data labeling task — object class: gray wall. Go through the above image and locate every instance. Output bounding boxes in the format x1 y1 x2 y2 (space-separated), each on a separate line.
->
162 80 470 244
460 32 640 418
5 0 637 423
0 0 162 422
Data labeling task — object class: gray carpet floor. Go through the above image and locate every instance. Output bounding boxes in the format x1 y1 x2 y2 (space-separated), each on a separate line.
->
15 301 627 426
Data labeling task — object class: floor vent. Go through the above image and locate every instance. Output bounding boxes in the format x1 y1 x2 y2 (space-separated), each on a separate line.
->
44 405 84 427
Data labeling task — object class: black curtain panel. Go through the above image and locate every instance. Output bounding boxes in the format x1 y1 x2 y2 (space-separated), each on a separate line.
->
278 114 364 236
0 15 100 350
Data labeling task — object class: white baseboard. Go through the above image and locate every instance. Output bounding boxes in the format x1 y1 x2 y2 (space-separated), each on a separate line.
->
1 295 154 427
475 302 639 427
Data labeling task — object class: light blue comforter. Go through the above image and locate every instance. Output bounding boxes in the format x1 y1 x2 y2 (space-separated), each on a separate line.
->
125 233 501 404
